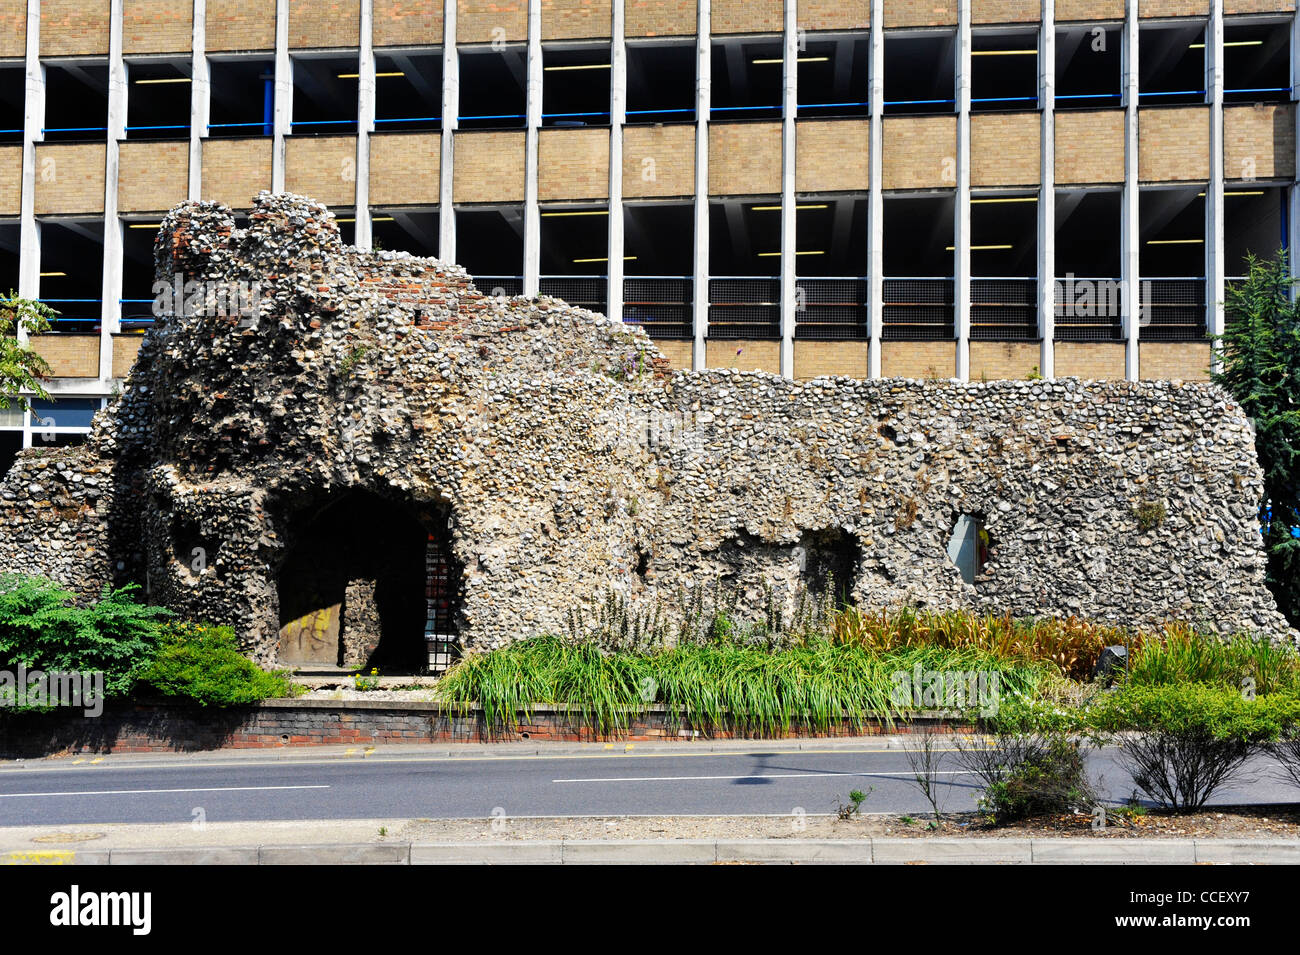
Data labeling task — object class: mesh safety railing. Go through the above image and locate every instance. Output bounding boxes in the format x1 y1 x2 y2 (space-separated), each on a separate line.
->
539 276 607 317
707 278 780 340
1054 276 1125 341
1140 278 1206 341
794 278 868 340
971 278 1038 341
624 277 693 340
882 278 955 341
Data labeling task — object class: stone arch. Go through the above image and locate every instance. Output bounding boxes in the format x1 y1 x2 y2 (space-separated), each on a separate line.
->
274 488 460 673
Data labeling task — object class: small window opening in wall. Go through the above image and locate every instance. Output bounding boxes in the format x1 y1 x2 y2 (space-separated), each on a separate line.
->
947 513 991 584
1223 21 1290 104
208 57 275 137
291 55 360 134
42 62 109 142
126 60 192 140
800 527 861 607
971 31 1038 112
0 66 24 143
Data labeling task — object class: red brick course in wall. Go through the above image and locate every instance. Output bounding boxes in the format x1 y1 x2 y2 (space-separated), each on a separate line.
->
0 701 975 755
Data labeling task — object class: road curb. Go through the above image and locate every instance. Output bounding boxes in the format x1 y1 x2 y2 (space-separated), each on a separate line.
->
8 837 1298 865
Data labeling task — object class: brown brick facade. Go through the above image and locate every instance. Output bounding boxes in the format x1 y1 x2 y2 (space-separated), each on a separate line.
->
0 146 21 217
709 122 781 196
118 142 189 213
458 0 527 43
1054 342 1125 380
285 137 359 208
1223 0 1295 10
881 340 956 379
1139 0 1209 15
34 144 106 216
797 0 869 31
1139 107 1210 183
123 0 192 54
973 0 1040 22
1140 341 1211 381
970 341 1041 381
705 339 780 374
542 0 612 39
1224 104 1295 181
373 0 443 46
112 335 144 379
40 0 110 56
200 138 273 210
711 0 781 34
794 340 869 380
884 0 957 28
539 128 610 201
1055 110 1124 185
31 335 100 379
796 120 869 193
882 116 956 191
0 0 26 58
622 125 695 198
1056 0 1124 18
453 131 526 202
370 133 441 205
289 0 360 48
654 339 693 370
206 0 277 51
626 0 697 35
971 112 1039 187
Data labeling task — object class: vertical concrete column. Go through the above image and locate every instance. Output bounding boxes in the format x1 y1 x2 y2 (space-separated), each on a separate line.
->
1038 0 1055 378
608 1 626 323
16 0 42 347
867 0 884 378
1205 0 1225 367
354 0 375 250
189 0 208 199
100 0 127 385
778 0 797 378
439 0 458 261
523 0 542 296
692 0 710 369
954 0 972 381
272 0 291 192
1122 0 1140 380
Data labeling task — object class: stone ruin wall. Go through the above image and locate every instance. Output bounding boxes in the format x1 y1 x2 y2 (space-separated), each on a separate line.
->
0 192 1292 666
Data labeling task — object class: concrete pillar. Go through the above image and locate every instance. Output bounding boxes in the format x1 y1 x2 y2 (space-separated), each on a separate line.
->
189 0 208 199
1205 0 1224 367
439 0 458 261
608 0 626 323
955 0 972 381
1122 0 1140 380
16 0 42 344
778 0 797 378
692 0 710 370
353 0 374 249
867 0 884 378
100 0 127 386
523 0 542 296
1038 0 1055 378
272 0 291 192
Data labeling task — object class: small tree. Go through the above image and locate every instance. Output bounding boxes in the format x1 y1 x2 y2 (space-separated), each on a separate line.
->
0 291 55 411
1213 252 1300 626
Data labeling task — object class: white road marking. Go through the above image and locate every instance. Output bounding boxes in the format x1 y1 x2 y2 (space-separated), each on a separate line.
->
0 785 330 798
553 771 977 783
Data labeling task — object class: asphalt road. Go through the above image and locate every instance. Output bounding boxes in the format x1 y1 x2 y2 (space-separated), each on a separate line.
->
0 745 1295 827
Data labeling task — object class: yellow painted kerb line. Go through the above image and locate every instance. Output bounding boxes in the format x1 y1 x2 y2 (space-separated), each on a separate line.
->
2 850 76 865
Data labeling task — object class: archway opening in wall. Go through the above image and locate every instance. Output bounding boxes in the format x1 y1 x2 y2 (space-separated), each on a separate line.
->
275 489 460 675
800 527 861 608
947 513 991 584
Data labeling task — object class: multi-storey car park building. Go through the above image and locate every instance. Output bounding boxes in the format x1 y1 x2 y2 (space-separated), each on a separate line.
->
0 0 1296 477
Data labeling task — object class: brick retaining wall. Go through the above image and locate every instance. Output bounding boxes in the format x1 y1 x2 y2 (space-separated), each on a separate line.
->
0 700 972 756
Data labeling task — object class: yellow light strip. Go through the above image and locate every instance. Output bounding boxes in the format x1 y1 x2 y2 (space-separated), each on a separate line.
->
573 256 636 262
971 50 1036 56
1198 190 1265 197
970 196 1038 204
945 244 1013 250
127 223 162 229
757 250 825 256
752 57 830 64
542 210 609 217
134 77 191 85
38 271 66 277
544 63 612 72
751 204 830 211
338 72 406 79
1190 41 1261 48
1147 238 1203 244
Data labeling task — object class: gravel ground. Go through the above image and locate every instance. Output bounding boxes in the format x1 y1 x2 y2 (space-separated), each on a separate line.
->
393 805 1300 842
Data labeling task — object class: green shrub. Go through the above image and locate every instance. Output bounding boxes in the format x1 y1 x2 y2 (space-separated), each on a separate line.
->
0 574 170 702
955 731 1098 823
136 622 297 707
1086 684 1300 810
